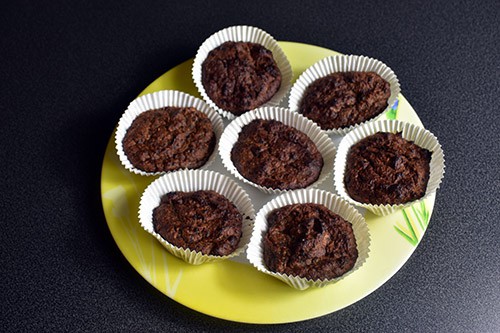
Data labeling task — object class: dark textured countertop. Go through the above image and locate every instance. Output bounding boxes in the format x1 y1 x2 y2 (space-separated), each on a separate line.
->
1 0 499 331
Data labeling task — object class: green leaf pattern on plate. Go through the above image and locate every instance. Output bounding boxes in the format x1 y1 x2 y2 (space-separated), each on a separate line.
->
394 200 430 246
386 98 399 120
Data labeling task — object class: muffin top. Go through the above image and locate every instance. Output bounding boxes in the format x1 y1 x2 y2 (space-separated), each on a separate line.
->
263 203 358 280
153 190 243 256
202 41 282 116
344 132 432 205
231 119 323 190
122 106 215 173
299 72 390 130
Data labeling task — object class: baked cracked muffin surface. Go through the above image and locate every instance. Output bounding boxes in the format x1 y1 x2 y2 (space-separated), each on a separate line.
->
122 107 215 172
231 119 323 190
153 190 242 256
299 71 390 130
263 203 358 280
344 132 432 205
202 41 281 115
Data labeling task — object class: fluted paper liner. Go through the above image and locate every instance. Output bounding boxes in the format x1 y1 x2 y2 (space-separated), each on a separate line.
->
247 189 370 290
138 169 255 265
334 120 445 216
192 25 293 120
115 90 224 176
219 107 336 194
288 55 401 135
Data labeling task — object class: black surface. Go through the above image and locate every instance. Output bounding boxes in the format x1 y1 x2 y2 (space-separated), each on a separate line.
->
1 0 499 332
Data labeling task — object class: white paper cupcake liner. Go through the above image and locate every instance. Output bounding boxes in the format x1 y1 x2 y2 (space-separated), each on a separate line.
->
288 55 401 135
219 106 336 194
247 188 370 290
115 90 224 176
138 169 255 265
192 25 293 120
334 120 445 216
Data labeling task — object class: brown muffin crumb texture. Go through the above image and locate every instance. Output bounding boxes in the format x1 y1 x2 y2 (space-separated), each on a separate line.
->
299 71 391 130
344 132 432 205
202 41 282 115
263 203 358 280
122 107 215 173
231 119 323 190
153 190 243 256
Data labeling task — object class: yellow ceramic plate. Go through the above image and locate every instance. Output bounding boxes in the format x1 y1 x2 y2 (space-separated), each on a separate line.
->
101 42 435 323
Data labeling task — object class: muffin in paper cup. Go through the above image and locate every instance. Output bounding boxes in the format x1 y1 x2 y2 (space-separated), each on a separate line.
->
334 119 445 216
288 55 401 135
192 25 293 120
138 169 255 265
115 90 224 176
247 188 370 290
219 106 336 194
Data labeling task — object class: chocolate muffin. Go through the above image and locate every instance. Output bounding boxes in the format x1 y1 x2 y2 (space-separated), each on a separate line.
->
122 107 215 173
344 132 432 205
201 41 282 116
231 119 323 190
299 72 391 130
153 190 243 256
263 203 358 280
